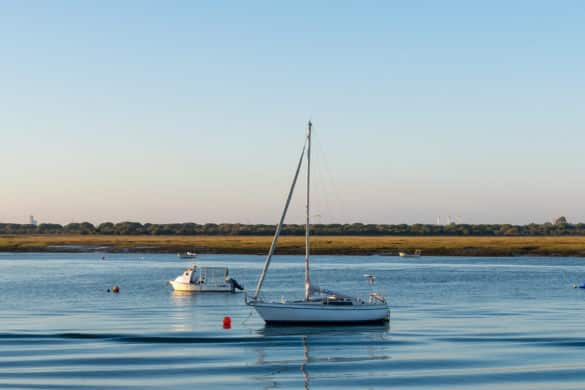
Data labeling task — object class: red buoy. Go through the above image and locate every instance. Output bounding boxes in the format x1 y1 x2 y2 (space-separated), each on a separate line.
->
112 285 120 293
222 316 232 329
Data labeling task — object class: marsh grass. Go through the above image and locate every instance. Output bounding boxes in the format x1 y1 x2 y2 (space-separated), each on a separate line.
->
2 235 585 256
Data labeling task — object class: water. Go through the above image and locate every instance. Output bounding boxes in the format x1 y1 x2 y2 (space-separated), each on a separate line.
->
2 253 585 389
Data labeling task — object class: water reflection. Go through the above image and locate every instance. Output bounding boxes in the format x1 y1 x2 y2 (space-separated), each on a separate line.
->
256 324 391 389
169 290 194 301
168 290 241 332
300 336 309 390
168 292 193 332
169 290 241 306
258 322 390 336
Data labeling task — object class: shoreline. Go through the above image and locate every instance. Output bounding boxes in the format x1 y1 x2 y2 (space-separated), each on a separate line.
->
2 235 585 257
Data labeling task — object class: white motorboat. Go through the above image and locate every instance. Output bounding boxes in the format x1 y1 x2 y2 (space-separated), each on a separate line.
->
399 250 421 258
246 121 390 324
169 265 244 293
177 251 197 259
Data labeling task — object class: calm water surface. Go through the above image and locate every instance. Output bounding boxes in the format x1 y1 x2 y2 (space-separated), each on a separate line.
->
2 253 585 389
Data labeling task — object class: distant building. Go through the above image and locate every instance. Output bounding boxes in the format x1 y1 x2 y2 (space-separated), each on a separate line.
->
29 215 38 226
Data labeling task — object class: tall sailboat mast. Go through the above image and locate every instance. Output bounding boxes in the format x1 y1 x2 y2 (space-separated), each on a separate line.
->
304 121 312 301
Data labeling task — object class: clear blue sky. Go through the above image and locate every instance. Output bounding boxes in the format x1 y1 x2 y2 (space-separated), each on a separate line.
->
1 1 584 225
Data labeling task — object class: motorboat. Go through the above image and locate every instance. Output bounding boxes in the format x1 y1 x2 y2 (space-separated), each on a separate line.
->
177 251 197 259
246 121 390 324
399 250 421 258
169 265 243 292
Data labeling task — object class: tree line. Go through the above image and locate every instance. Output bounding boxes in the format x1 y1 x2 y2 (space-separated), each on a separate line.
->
0 217 582 236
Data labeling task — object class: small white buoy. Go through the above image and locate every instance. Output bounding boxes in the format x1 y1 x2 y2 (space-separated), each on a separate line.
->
573 284 577 289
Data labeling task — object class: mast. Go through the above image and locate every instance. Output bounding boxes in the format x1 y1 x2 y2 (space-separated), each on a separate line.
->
304 121 312 301
252 137 307 300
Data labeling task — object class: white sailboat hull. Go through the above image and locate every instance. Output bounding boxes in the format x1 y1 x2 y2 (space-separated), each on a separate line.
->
249 301 390 324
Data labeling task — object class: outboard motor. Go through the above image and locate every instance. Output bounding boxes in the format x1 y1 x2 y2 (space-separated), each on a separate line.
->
227 278 244 292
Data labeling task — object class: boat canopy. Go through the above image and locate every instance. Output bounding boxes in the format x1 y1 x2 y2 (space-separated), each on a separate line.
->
174 266 230 284
197 267 229 283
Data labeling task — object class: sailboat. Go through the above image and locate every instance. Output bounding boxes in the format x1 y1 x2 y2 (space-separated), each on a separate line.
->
246 121 390 324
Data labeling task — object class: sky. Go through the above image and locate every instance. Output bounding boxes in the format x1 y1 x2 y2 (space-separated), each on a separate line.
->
1 1 585 225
